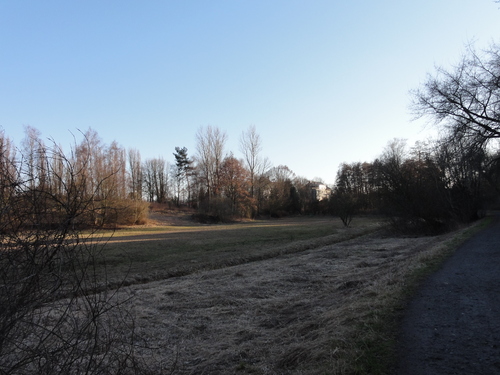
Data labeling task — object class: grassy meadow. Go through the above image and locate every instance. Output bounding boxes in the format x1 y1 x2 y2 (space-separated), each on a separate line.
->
82 213 488 374
96 216 382 285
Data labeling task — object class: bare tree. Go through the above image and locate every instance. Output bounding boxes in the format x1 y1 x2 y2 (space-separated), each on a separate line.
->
411 42 500 148
127 148 143 200
329 190 357 227
143 157 170 203
254 156 272 216
265 165 295 217
239 125 263 199
195 125 227 207
434 135 485 221
372 139 465 233
104 140 127 200
0 131 17 229
0 137 151 374
71 130 136 226
410 42 500 218
331 161 378 226
74 128 103 201
21 126 45 191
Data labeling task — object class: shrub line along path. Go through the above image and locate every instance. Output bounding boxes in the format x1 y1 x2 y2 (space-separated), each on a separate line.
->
395 215 500 374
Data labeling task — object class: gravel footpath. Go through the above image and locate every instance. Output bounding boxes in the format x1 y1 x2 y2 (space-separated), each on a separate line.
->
395 215 500 374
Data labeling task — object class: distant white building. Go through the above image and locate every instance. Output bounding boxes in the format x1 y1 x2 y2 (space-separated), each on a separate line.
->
309 182 331 201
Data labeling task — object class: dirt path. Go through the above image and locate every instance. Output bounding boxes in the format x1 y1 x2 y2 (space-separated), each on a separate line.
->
395 215 500 374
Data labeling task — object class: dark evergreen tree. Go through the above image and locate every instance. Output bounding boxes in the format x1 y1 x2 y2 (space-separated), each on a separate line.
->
173 146 193 205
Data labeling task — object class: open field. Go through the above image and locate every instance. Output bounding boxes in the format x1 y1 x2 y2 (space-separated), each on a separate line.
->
91 213 487 374
97 215 382 286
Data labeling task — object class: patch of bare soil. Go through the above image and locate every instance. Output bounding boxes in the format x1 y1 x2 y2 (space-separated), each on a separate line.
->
114 229 466 374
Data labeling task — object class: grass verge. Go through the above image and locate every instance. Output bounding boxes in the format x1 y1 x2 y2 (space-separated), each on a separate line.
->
347 216 493 375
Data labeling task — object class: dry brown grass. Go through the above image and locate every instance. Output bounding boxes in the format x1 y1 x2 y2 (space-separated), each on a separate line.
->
98 215 487 374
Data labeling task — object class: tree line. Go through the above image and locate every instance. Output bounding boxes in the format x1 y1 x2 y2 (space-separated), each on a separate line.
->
139 124 333 221
3 38 500 232
1 124 334 225
331 137 499 233
331 42 500 233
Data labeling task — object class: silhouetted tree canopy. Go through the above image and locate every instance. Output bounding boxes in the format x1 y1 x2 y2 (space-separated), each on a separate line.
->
412 42 500 148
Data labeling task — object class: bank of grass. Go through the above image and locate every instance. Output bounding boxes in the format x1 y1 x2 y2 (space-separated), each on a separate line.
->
346 216 493 375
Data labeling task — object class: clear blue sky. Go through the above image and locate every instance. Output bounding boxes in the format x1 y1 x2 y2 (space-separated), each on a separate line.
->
1 1 499 184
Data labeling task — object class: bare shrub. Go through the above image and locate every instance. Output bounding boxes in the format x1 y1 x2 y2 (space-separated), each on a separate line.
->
98 199 151 226
0 135 154 374
329 191 358 227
